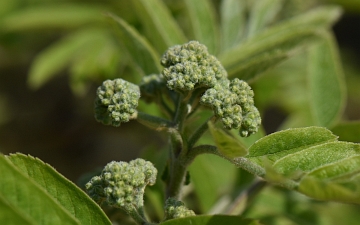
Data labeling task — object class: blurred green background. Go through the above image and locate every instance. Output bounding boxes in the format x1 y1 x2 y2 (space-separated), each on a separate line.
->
0 0 168 181
1 0 360 223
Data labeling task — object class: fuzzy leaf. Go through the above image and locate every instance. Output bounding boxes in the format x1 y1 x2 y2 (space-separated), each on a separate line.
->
307 33 346 127
131 0 187 53
184 0 219 54
220 6 342 81
246 127 360 204
108 14 161 75
298 175 360 204
247 127 337 164
272 142 360 177
220 0 246 50
0 4 107 31
160 215 260 225
0 153 111 225
208 122 248 158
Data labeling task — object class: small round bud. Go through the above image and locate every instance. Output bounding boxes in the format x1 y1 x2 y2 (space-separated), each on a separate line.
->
95 78 140 127
160 41 227 92
239 106 261 137
164 198 195 220
85 158 158 211
200 78 261 137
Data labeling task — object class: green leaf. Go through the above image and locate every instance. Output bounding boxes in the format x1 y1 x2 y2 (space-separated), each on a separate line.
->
298 175 360 204
246 0 283 38
247 126 337 164
28 28 110 89
0 153 111 225
272 142 360 177
278 33 346 129
331 121 360 142
160 215 260 225
0 193 33 225
0 4 107 31
108 14 161 75
208 122 248 158
184 0 220 54
220 6 342 81
130 0 187 53
246 127 360 204
220 0 246 50
307 33 346 127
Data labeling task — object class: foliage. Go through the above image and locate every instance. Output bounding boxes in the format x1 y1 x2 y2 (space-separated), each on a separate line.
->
1 0 360 225
0 153 111 225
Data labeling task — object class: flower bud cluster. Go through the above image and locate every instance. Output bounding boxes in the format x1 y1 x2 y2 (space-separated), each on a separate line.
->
86 159 157 211
95 78 140 127
164 198 195 220
160 41 227 92
200 78 261 137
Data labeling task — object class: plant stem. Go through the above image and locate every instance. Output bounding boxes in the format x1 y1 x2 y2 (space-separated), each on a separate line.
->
185 144 219 164
232 157 266 177
165 126 188 199
165 158 188 200
127 207 150 225
187 116 215 149
136 111 174 131
165 92 193 200
173 93 191 132
186 145 266 178
186 88 205 117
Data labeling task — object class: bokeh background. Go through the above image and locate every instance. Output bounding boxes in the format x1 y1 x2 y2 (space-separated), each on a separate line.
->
0 0 167 182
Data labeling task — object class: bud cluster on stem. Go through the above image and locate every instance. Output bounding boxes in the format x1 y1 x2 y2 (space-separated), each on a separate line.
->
89 41 261 224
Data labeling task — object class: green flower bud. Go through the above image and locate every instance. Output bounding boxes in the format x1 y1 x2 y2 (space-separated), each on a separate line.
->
95 78 140 127
160 41 227 93
200 78 261 137
164 198 195 220
85 158 158 212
